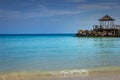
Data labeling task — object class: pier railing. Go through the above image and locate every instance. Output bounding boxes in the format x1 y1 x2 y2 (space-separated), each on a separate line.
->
93 25 120 30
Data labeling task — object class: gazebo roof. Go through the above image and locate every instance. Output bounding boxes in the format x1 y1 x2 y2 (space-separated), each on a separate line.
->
99 15 115 21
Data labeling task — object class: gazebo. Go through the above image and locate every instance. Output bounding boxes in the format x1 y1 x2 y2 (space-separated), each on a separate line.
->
98 15 115 29
93 15 120 30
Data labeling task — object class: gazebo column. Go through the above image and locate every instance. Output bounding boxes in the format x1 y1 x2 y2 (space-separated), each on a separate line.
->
103 21 104 28
102 21 104 28
111 21 113 28
105 21 107 29
112 21 114 28
110 21 112 28
113 21 114 28
104 21 105 28
100 21 103 28
109 21 111 28
101 21 104 28
107 21 108 28
110 21 111 28
108 21 109 28
104 21 106 28
105 21 106 28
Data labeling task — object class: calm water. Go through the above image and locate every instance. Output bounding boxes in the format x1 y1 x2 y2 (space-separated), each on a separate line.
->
0 34 120 73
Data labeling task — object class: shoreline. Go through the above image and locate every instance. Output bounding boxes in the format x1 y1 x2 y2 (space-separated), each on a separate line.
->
0 66 120 80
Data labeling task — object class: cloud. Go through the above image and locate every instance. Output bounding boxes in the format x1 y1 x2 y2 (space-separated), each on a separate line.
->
78 3 120 10
0 7 82 20
66 0 86 3
0 9 21 18
0 0 85 20
20 10 82 19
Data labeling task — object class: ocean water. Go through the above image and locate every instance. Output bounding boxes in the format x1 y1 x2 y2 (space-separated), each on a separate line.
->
0 34 120 74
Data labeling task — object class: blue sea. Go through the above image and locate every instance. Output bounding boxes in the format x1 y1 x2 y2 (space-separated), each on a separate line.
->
0 34 120 75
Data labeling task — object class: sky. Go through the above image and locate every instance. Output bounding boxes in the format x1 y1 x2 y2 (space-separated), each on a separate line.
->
0 0 120 34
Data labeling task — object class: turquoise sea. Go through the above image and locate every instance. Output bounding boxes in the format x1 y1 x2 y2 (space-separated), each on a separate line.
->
0 34 120 74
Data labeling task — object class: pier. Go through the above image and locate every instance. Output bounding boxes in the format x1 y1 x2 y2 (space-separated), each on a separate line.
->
76 15 120 37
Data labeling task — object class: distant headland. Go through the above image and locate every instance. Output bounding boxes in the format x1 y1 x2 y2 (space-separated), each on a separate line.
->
76 15 120 37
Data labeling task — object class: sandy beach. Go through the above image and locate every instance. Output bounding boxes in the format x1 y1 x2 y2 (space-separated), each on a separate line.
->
1 68 120 80
1 73 120 80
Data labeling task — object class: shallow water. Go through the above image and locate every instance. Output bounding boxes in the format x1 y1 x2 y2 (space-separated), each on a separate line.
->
0 34 120 73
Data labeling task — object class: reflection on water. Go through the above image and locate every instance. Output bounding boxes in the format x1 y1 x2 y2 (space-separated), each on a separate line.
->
95 38 117 48
77 37 120 68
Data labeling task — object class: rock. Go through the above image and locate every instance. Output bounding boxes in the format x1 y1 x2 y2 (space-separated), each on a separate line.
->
76 28 120 37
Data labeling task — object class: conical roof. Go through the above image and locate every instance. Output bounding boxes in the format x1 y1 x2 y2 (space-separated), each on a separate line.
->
99 15 115 21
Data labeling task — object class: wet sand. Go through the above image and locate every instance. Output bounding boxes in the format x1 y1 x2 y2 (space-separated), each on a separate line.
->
1 74 120 80
1 69 120 80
